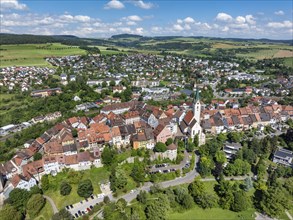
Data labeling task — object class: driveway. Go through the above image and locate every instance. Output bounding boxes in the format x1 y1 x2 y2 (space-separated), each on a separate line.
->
43 195 58 214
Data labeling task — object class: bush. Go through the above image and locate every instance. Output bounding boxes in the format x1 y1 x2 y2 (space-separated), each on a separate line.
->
60 181 72 196
77 179 93 198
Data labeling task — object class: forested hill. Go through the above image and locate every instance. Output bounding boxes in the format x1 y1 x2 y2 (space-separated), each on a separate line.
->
0 34 88 46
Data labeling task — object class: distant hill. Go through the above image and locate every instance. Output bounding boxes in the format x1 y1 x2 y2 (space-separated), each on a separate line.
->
0 33 88 46
111 34 143 39
1 33 292 46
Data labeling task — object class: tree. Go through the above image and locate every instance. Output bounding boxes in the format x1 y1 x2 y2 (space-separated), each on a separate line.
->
284 177 293 195
52 208 73 220
188 180 217 209
259 185 289 217
103 196 110 204
231 191 250 212
33 152 42 161
214 180 234 210
102 81 107 88
131 159 146 183
186 141 195 152
215 151 227 164
165 138 173 146
8 188 31 211
137 190 148 204
193 134 199 147
41 174 50 191
60 181 72 196
26 194 45 218
101 146 117 166
110 166 128 191
129 204 146 220
110 80 116 87
0 204 22 220
153 142 167 152
29 185 43 195
116 198 127 214
198 156 214 177
243 177 253 192
77 179 93 198
181 194 194 209
145 194 169 220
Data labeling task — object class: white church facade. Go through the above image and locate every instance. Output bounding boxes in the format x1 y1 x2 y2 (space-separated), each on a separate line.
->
179 88 206 145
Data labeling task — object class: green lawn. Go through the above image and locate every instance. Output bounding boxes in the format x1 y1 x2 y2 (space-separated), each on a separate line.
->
283 57 293 68
167 207 256 220
0 43 86 67
34 200 54 220
44 167 110 209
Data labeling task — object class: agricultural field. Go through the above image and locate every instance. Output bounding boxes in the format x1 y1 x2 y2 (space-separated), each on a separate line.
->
0 43 86 67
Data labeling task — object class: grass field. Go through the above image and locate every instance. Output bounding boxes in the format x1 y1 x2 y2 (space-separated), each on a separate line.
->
167 207 256 220
283 57 293 68
34 201 54 220
45 167 110 209
0 43 86 67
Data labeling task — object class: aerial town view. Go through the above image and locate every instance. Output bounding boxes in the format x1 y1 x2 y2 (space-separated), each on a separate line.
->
0 0 292 220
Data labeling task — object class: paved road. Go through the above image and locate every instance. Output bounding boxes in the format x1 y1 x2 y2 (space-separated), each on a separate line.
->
286 210 293 220
43 195 58 214
68 154 248 218
68 154 199 217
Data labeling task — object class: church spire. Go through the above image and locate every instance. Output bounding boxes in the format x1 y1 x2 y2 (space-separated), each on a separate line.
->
194 87 200 103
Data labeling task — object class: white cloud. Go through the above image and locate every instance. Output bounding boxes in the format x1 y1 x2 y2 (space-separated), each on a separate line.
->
132 0 154 9
222 26 229 32
235 16 246 24
126 21 137 26
245 15 256 25
151 26 162 33
215 13 233 22
173 24 184 31
74 15 91 22
177 19 183 24
0 0 27 11
127 15 142 21
267 20 292 28
135 27 144 35
184 24 191 30
202 23 212 30
230 23 249 29
184 17 195 23
274 10 284 15
104 0 125 9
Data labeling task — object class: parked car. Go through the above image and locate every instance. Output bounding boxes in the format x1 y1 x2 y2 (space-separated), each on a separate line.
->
90 195 94 199
70 204 73 208
65 205 69 210
75 213 79 218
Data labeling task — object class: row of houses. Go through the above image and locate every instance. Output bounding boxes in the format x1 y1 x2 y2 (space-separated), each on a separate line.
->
201 105 293 134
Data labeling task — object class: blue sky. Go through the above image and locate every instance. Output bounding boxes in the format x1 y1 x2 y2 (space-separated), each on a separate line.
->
0 0 292 39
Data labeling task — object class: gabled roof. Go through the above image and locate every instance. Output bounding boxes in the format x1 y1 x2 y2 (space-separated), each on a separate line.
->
183 111 194 125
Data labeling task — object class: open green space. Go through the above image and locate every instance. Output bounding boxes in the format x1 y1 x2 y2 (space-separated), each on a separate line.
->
34 200 54 220
167 207 256 220
45 167 110 209
283 57 293 68
0 43 86 67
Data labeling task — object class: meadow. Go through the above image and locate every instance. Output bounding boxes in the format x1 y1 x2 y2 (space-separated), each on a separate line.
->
45 167 110 209
0 43 86 67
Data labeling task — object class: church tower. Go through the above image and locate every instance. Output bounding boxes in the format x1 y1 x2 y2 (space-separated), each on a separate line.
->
193 87 201 124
